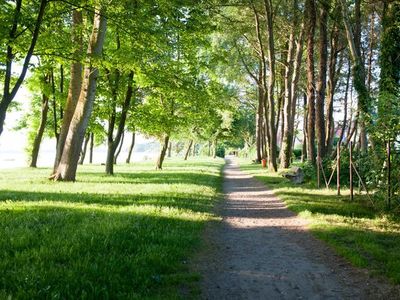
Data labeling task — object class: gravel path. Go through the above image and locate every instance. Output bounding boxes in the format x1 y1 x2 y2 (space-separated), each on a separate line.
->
196 157 399 300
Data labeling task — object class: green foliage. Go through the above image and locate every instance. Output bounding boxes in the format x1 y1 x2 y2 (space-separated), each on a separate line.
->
0 158 224 298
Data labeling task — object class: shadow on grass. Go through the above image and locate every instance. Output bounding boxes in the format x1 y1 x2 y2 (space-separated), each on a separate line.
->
77 171 220 187
0 189 216 213
0 206 210 299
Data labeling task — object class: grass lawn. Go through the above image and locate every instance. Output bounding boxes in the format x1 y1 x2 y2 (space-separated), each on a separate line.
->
0 158 224 299
239 159 400 284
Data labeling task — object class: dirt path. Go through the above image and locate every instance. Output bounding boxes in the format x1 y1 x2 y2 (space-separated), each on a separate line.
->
196 157 399 299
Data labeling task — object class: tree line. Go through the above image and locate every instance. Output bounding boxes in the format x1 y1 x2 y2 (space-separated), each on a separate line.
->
1 0 237 181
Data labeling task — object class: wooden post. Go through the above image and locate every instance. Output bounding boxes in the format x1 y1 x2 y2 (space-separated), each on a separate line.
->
387 140 391 209
349 141 353 202
337 143 340 196
317 156 321 188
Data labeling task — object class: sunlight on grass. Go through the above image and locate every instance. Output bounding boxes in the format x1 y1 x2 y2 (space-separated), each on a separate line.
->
0 158 224 299
239 158 400 284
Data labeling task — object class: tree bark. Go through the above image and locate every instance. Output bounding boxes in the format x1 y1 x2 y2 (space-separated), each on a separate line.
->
325 27 342 155
302 93 308 162
89 132 94 164
280 0 303 168
126 132 135 163
50 68 59 143
305 0 317 164
264 0 278 171
52 5 107 181
79 133 90 165
338 64 351 145
315 0 330 159
30 89 49 168
156 135 170 170
184 139 193 161
0 0 47 137
167 141 172 157
52 9 83 172
106 71 134 174
113 131 124 164
340 0 370 153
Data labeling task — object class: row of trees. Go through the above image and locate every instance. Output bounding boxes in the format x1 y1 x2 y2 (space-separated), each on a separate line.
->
220 0 399 174
1 0 399 188
1 0 238 180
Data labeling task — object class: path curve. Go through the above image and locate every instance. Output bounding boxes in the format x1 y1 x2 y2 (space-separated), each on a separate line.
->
197 157 398 299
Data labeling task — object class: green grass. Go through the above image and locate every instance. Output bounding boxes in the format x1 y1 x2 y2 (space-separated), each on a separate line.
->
239 159 400 284
0 158 224 299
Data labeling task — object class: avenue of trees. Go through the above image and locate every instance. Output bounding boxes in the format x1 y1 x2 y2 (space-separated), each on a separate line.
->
1 0 399 195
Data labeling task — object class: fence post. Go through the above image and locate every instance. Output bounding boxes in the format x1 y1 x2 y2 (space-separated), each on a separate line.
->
349 141 353 202
337 143 340 196
387 140 391 209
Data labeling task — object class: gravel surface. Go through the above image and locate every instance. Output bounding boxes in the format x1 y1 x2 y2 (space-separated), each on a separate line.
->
196 157 400 300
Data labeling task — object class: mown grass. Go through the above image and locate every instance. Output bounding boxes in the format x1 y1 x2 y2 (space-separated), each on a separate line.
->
0 158 224 299
239 159 400 284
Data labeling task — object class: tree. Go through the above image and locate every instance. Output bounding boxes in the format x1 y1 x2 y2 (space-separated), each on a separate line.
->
0 0 47 137
52 4 107 181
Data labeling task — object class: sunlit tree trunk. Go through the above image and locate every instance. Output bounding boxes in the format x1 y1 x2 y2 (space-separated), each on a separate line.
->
53 9 83 172
79 133 90 165
184 139 193 160
89 133 94 164
264 0 278 171
305 0 316 164
52 5 107 181
126 132 135 163
30 84 49 168
156 134 170 170
315 0 330 159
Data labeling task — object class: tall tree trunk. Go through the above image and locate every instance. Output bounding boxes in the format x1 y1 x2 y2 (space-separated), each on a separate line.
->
53 9 83 172
79 133 90 165
52 5 107 181
89 132 94 164
302 93 308 162
184 139 193 160
0 0 47 137
280 1 302 168
305 0 317 164
114 131 124 164
264 0 278 171
340 0 370 153
126 132 135 163
106 71 134 174
50 68 59 143
315 0 330 159
325 27 341 155
167 141 172 157
256 83 264 162
338 64 351 145
30 89 49 168
156 135 170 170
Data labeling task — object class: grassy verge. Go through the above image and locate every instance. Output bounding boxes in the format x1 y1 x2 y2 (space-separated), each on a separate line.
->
0 158 224 299
239 159 400 284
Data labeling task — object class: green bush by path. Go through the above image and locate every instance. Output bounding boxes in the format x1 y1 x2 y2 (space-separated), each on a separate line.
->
239 159 400 284
0 158 224 299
